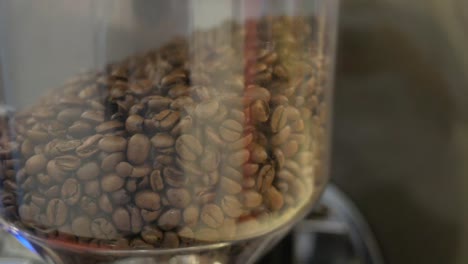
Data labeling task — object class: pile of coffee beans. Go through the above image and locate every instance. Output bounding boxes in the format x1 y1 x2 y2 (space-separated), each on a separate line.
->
0 16 328 249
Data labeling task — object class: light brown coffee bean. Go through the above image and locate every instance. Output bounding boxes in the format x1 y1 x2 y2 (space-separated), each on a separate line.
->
26 129 49 143
273 148 285 170
61 178 81 205
200 146 219 172
72 216 92 237
151 133 174 149
265 187 284 211
250 144 267 164
91 218 117 240
195 100 219 119
130 164 151 178
183 205 199 227
155 154 174 166
242 190 263 208
228 149 250 167
55 155 81 171
281 140 299 158
84 180 101 198
57 108 82 123
219 119 243 142
149 170 164 191
44 185 61 198
175 134 203 161
25 154 47 175
81 110 104 124
219 218 237 239
227 133 253 151
270 105 287 133
257 164 275 193
221 196 243 218
154 110 180 130
127 134 150 165
271 125 291 146
98 194 113 214
21 139 35 157
98 136 127 153
166 188 191 208
158 209 181 231
95 120 124 134
101 152 125 172
246 85 271 102
135 191 161 211
178 226 195 245
68 121 93 138
125 115 144 134
76 162 100 180
76 134 102 158
141 208 161 223
46 199 68 226
201 204 224 228
220 177 242 195
80 196 98 216
250 100 270 122
116 162 133 177
195 228 220 242
101 174 125 192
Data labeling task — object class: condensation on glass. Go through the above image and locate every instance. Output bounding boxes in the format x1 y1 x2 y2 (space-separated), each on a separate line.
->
0 1 338 263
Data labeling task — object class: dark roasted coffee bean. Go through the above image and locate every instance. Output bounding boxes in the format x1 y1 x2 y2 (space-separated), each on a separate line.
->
46 199 68 226
219 119 242 142
158 209 181 231
175 134 202 161
125 115 144 134
25 154 47 175
162 231 180 248
141 226 163 245
163 166 187 187
127 134 150 165
135 191 161 211
101 152 125 172
154 110 180 130
61 178 81 205
201 204 224 228
98 136 127 152
101 174 125 192
91 218 117 240
76 162 100 180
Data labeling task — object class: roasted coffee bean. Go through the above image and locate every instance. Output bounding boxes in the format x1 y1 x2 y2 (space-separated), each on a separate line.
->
46 160 66 182
220 177 242 195
250 100 270 122
101 174 124 193
175 135 202 161
151 133 174 149
166 188 191 209
112 207 141 233
125 115 144 134
155 154 174 166
141 226 163 245
257 164 275 193
149 170 164 191
101 152 125 172
270 105 287 133
178 226 195 245
61 178 81 205
55 155 81 171
249 144 268 164
81 110 105 124
72 216 92 237
227 133 253 151
195 100 219 119
227 149 250 167
219 120 242 142
200 146 219 172
98 136 127 153
110 189 131 206
76 134 102 158
265 187 284 211
116 162 133 177
26 130 49 143
25 154 47 175
271 125 291 146
80 196 98 216
98 194 113 213
44 185 61 198
76 162 100 180
162 231 180 248
221 196 243 218
201 204 224 228
242 190 263 208
135 191 161 211
130 164 151 178
158 209 181 231
95 120 124 134
183 205 199 227
127 134 150 165
57 108 82 123
273 148 285 170
68 121 93 138
195 228 220 242
246 85 271 102
91 218 117 240
46 199 68 226
154 110 180 130
84 180 101 198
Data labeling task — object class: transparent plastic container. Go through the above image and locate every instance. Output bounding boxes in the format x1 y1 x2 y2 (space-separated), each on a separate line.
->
0 1 338 263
